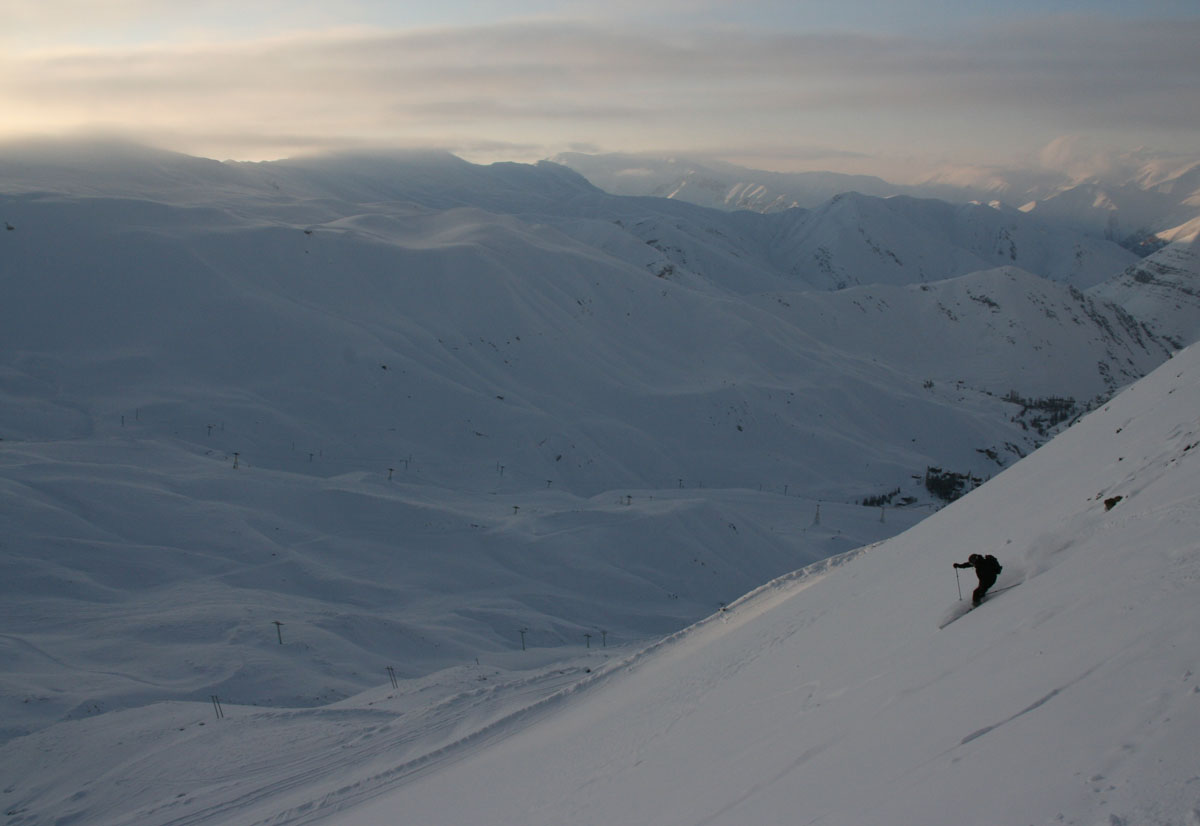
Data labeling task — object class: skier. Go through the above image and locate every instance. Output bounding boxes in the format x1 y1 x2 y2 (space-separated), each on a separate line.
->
953 553 1002 606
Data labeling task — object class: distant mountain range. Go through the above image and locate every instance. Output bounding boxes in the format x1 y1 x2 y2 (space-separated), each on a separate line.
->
553 150 1200 250
1 141 1197 747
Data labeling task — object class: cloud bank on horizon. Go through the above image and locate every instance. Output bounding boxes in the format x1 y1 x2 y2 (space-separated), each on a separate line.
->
1 0 1198 178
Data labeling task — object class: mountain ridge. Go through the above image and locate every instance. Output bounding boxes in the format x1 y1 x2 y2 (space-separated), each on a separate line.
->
552 149 1200 250
0 142 1193 751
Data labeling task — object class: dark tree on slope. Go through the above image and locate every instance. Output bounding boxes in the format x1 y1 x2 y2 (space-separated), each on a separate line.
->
1004 391 1080 437
861 487 901 507
924 466 983 502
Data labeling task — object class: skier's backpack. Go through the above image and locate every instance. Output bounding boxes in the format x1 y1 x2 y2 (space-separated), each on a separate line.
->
983 554 1002 576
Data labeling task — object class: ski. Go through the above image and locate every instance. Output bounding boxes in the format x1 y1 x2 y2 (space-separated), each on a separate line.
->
938 583 1020 628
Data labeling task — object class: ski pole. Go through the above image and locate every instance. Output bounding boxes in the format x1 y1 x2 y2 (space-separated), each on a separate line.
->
955 567 962 601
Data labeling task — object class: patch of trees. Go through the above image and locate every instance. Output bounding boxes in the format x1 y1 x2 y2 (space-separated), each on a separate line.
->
1003 391 1079 437
860 487 904 507
924 466 984 503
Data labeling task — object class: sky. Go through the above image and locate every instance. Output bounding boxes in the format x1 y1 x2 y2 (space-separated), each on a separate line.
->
2 0 1199 179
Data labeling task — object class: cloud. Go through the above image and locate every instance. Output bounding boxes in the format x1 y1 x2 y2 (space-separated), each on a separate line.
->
1 14 1196 166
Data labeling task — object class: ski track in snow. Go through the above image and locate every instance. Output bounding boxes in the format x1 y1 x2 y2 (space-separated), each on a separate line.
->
955 662 1101 748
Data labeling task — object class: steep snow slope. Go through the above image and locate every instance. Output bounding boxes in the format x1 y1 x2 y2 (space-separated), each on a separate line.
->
328 342 1200 826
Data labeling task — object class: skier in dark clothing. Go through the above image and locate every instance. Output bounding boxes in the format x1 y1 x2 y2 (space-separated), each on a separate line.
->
954 553 1002 606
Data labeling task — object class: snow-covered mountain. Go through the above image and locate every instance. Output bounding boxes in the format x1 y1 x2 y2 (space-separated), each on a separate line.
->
1090 239 1200 349
551 152 900 212
757 266 1164 398
715 191 1137 291
1017 160 1200 248
1 142 1198 825
1 140 1143 292
326 339 1200 826
4 334 1198 826
554 150 1200 252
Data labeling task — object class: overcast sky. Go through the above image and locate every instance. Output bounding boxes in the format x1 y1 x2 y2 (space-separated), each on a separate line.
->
2 0 1198 179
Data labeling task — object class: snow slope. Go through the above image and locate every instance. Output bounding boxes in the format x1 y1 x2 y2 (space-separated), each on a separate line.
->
328 340 1200 826
4 336 1195 826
